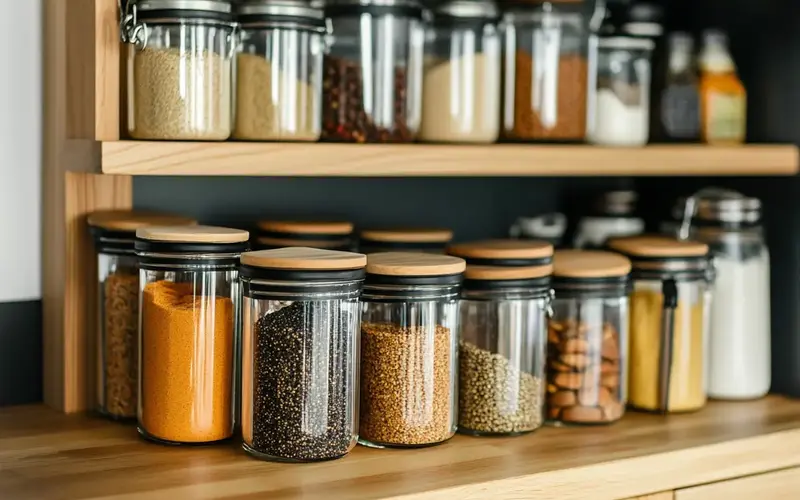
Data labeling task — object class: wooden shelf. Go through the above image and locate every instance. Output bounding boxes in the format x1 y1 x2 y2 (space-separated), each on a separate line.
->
3 396 800 499
98 141 799 177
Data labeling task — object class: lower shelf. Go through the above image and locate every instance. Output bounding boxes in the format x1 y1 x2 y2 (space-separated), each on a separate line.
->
1 396 800 499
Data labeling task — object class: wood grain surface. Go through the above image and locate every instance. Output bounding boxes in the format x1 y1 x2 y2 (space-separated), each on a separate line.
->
2 397 800 500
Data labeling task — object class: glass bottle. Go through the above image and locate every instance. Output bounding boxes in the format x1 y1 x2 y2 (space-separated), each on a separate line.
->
699 30 746 145
654 32 700 142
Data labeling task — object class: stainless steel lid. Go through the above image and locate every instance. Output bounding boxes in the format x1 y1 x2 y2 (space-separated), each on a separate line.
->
133 0 232 14
325 0 420 7
674 187 762 226
435 0 498 19
236 0 323 21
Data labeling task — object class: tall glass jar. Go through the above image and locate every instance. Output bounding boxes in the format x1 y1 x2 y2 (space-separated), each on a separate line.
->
448 239 554 435
420 0 501 143
240 248 366 462
547 250 631 425
135 225 249 444
608 236 713 413
321 0 424 143
359 252 465 447
122 0 236 140
88 211 196 421
233 0 325 141
358 227 454 254
254 220 354 251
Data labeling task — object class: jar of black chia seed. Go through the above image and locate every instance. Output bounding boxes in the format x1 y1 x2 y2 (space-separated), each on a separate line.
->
239 247 366 462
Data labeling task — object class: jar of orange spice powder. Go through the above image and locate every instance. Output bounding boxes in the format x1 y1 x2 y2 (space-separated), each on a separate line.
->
135 225 249 444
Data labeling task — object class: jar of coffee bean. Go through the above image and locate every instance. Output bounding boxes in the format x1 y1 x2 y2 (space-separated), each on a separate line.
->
547 250 632 425
239 247 367 462
359 252 465 448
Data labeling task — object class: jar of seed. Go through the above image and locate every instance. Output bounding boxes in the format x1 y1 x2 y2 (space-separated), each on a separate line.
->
121 0 236 140
136 225 249 444
359 252 465 448
88 211 196 421
239 247 366 462
447 240 554 436
358 227 454 254
254 220 355 251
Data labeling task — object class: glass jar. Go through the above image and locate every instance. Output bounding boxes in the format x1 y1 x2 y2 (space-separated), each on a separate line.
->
359 252 465 447
254 220 354 251
239 248 366 462
587 36 655 146
88 211 196 420
122 0 236 140
501 1 590 142
358 228 454 254
448 240 554 435
419 0 501 143
232 1 325 141
608 236 713 413
321 0 424 143
135 225 249 444
547 250 631 425
573 190 645 249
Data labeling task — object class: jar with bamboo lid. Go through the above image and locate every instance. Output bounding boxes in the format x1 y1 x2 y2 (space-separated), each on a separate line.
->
239 247 366 462
254 220 354 251
135 225 250 444
358 227 454 254
607 236 713 414
87 211 196 421
548 249 632 425
359 252 465 448
448 240 553 436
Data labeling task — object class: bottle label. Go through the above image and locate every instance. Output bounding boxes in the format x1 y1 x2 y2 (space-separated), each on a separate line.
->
707 92 745 141
661 84 700 139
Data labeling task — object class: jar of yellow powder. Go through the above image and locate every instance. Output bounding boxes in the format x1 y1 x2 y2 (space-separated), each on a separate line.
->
608 236 713 414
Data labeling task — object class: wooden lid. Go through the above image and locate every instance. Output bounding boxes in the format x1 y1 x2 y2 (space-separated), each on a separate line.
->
465 264 553 281
366 252 466 276
360 228 454 243
256 236 351 249
257 220 353 235
87 210 196 232
136 225 250 243
607 236 709 258
553 250 632 278
241 247 366 270
448 239 553 260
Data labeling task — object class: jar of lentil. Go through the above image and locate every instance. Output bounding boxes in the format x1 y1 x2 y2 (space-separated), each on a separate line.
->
358 227 453 254
136 225 249 444
359 252 465 447
447 240 553 436
548 250 631 425
240 247 366 462
607 236 713 414
88 211 196 421
233 0 326 141
321 0 424 143
254 220 354 251
122 0 236 140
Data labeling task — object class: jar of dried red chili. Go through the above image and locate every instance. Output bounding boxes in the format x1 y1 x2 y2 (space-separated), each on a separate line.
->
322 0 424 143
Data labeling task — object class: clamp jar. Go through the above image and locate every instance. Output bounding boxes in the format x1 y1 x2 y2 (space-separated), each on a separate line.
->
254 220 354 251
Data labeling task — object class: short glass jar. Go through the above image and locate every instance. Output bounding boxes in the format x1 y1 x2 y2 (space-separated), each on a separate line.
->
359 252 465 447
448 240 554 436
358 227 454 254
419 0 501 143
87 211 196 421
547 250 631 425
321 0 424 143
608 236 713 414
135 225 249 444
254 220 354 251
232 0 326 141
239 247 366 462
122 0 236 141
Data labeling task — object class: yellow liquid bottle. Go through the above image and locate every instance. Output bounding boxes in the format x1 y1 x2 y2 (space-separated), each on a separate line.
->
699 30 746 145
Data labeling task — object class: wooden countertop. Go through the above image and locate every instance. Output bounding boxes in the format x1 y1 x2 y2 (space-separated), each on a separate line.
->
2 396 800 500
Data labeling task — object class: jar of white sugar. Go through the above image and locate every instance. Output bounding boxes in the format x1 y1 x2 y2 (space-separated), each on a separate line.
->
121 0 236 141
587 36 655 147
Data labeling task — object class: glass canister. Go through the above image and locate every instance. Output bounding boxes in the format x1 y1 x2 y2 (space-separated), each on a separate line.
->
587 36 655 146
419 0 501 143
233 0 325 141
447 240 554 435
239 247 366 462
608 236 713 413
547 250 631 425
254 220 354 251
121 0 236 140
501 1 591 142
573 190 645 249
359 252 465 447
135 225 249 444
87 211 196 420
358 227 454 254
321 0 424 143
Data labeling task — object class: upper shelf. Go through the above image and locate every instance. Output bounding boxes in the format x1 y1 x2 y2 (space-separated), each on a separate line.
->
98 141 799 177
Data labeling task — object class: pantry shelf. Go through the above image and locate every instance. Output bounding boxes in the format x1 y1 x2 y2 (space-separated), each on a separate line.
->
98 141 799 176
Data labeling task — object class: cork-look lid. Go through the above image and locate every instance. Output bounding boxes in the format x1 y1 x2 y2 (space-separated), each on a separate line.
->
464 264 553 281
87 210 196 232
553 250 632 279
256 220 354 236
360 227 454 244
607 236 709 258
241 247 366 270
448 239 553 264
366 252 466 277
136 225 250 244
255 236 352 251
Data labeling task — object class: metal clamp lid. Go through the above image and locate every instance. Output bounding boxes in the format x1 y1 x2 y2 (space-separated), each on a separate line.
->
434 0 498 20
236 0 325 26
120 0 236 46
675 187 762 235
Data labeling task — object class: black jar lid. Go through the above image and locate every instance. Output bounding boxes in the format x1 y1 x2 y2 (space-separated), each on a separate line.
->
365 252 465 286
447 239 553 267
135 225 250 262
236 0 325 29
130 0 234 22
607 235 710 281
88 210 197 255
325 0 423 19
